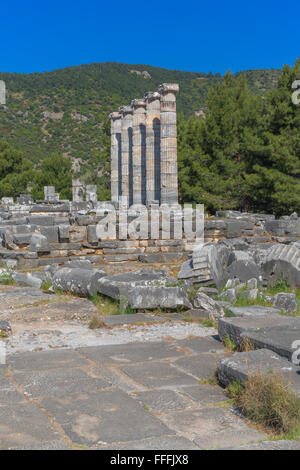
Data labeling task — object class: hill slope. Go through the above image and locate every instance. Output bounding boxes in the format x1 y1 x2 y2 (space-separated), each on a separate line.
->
0 62 281 180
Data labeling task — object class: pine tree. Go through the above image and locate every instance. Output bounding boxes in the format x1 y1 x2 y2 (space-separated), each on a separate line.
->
178 60 300 215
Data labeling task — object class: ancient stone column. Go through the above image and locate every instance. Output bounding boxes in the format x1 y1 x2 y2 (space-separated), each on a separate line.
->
120 106 133 207
145 92 161 204
158 83 179 205
131 99 147 205
110 112 122 203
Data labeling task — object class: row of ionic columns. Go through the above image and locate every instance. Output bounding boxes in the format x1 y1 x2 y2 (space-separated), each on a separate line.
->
110 83 179 206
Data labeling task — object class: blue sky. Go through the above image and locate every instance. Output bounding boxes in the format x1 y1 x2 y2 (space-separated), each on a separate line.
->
0 0 299 74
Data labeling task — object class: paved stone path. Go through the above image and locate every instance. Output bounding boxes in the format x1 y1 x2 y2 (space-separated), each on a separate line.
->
0 335 267 450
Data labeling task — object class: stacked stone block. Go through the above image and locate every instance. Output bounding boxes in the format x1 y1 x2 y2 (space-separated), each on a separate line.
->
0 200 299 267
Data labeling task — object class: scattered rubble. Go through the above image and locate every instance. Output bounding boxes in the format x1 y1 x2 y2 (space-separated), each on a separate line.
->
193 291 224 319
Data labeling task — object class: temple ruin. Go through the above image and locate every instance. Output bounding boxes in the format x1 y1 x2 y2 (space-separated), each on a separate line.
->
110 83 179 206
0 80 299 268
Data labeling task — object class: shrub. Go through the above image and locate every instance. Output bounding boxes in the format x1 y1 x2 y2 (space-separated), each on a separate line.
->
228 373 300 434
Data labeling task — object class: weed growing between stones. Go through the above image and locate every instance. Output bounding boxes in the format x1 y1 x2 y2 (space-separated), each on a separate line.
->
198 318 216 327
199 370 219 386
165 280 185 288
223 334 238 351
233 295 272 308
89 292 136 315
227 380 244 399
41 280 52 291
182 315 195 322
239 337 255 352
0 273 15 285
227 373 300 435
88 315 106 329
224 310 236 318
15 298 53 309
222 334 254 352
182 315 216 327
187 286 199 304
265 280 292 296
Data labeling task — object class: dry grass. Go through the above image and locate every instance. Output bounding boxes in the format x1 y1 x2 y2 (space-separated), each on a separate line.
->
199 370 219 386
222 335 254 352
88 315 106 329
168 265 181 278
228 372 300 435
240 337 255 352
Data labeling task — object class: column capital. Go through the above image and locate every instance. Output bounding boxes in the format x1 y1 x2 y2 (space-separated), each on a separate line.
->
131 98 146 112
109 111 122 120
158 83 179 95
119 105 133 116
144 91 160 103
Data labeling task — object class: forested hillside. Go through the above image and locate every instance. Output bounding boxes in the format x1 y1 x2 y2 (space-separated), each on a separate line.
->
0 60 299 214
0 63 280 182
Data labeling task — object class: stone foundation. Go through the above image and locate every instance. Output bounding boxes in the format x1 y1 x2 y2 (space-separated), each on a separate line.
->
0 199 299 268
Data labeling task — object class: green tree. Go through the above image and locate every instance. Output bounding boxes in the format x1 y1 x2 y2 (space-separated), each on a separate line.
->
178 60 300 215
244 59 300 214
31 153 73 200
178 72 265 212
0 140 35 198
